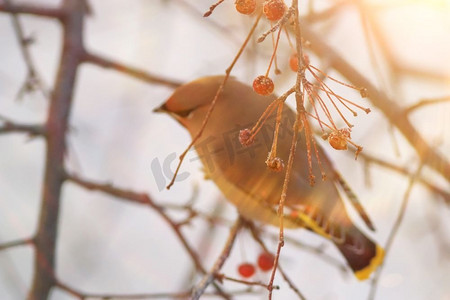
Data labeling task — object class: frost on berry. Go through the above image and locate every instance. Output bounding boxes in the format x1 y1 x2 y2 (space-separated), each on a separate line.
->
235 0 256 15
328 128 351 150
252 75 274 96
263 0 287 22
239 128 254 146
238 263 256 278
266 156 284 172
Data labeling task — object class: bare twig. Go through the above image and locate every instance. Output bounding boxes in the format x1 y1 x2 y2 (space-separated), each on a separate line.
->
357 151 450 205
2 0 50 99
0 238 33 251
0 119 45 136
191 217 243 300
65 172 231 299
0 1 62 18
82 52 182 89
220 275 274 289
56 279 253 300
247 222 307 300
166 11 263 189
406 96 450 114
368 162 424 300
263 230 349 274
56 280 190 299
65 172 205 272
301 24 450 183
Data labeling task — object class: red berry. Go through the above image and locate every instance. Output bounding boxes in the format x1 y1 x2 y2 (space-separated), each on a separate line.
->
238 263 256 278
289 53 298 72
289 53 310 72
252 75 274 96
263 0 287 22
235 0 256 15
257 253 275 271
239 128 254 146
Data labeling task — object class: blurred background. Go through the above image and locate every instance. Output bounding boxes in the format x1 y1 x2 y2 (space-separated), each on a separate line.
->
0 0 449 299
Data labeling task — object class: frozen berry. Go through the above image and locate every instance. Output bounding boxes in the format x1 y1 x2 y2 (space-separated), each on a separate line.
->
263 0 287 22
328 128 351 150
266 156 284 172
235 0 256 15
253 75 274 96
238 263 256 278
257 253 275 271
239 128 254 146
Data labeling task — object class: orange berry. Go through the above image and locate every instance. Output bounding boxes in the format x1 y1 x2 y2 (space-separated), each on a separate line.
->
263 0 287 22
257 253 275 271
238 263 256 278
235 0 256 15
289 53 310 72
328 128 351 150
289 53 298 72
253 75 274 96
266 156 284 172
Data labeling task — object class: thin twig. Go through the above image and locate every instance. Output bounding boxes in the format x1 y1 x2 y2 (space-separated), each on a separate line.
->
191 217 243 300
56 280 190 299
0 1 62 18
367 162 424 300
0 238 33 251
56 280 253 300
406 96 450 114
0 120 45 136
65 172 231 298
247 223 307 300
220 275 273 289
66 173 204 272
82 51 182 89
3 0 50 99
166 11 263 189
357 151 450 205
301 24 450 183
263 230 349 275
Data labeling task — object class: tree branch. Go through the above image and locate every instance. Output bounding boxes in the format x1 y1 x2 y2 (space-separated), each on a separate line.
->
28 0 85 299
65 172 231 299
0 1 62 19
191 217 243 300
0 120 45 136
0 238 33 251
302 25 450 183
82 51 182 89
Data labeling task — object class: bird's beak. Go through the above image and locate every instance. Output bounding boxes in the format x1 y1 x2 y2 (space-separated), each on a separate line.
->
153 103 168 113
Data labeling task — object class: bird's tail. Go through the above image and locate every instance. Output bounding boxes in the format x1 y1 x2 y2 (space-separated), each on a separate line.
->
335 227 384 280
287 208 384 280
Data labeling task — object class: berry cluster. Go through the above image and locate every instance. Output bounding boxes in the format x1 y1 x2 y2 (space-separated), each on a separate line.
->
206 0 370 179
237 252 275 278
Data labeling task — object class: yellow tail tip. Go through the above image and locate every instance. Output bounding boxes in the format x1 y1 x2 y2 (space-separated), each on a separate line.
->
354 244 385 280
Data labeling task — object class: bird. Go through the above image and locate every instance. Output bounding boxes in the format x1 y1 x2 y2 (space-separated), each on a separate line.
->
154 75 384 280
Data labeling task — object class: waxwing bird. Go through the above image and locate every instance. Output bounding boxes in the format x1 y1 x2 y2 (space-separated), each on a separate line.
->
155 75 384 280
